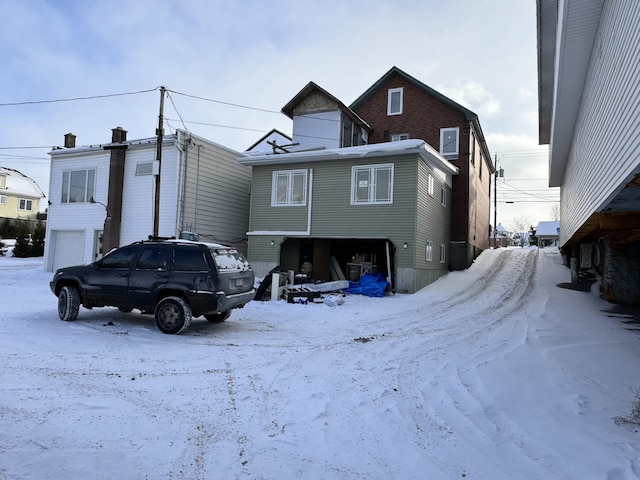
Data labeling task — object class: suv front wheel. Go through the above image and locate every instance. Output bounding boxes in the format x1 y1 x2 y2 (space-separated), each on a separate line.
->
58 285 80 322
155 296 192 334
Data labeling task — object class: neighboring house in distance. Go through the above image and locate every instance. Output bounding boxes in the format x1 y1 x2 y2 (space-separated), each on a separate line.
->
350 66 494 271
536 220 560 247
491 223 512 248
45 127 251 272
537 1 640 305
0 167 46 221
239 83 458 293
245 128 292 155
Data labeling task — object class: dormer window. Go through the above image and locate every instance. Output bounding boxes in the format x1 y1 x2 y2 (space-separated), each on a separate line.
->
387 88 403 116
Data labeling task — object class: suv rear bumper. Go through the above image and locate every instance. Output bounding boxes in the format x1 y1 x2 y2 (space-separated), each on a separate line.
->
188 288 256 315
216 289 256 311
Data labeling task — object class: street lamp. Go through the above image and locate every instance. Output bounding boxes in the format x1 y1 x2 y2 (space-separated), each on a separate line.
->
90 197 110 218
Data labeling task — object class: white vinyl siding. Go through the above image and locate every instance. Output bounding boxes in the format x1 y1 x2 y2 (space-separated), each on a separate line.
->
351 164 394 205
272 170 307 206
387 88 403 115
440 127 459 157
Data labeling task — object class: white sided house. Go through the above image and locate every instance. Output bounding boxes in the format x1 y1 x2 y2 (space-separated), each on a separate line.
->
45 128 251 272
537 0 640 305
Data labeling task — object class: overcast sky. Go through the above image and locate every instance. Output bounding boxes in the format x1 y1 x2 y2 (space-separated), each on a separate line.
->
0 0 556 231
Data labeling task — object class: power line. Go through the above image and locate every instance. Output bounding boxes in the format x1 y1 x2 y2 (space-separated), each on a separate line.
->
168 89 281 115
0 87 160 107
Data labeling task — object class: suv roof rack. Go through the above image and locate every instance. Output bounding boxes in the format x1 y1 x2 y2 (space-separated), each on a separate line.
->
147 235 177 241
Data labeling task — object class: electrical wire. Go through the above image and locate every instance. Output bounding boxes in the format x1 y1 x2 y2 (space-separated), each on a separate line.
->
0 87 160 107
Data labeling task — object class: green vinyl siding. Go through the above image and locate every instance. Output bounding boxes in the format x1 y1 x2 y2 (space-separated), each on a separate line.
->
250 156 418 239
415 160 451 271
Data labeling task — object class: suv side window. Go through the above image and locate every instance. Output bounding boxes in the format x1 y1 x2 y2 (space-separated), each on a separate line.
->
173 248 209 272
100 246 138 269
135 246 169 271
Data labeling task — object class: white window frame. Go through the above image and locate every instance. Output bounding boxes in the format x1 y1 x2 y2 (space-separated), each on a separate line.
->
135 162 155 176
440 187 447 207
387 88 403 116
0 195 6 205
428 174 434 197
440 244 446 263
271 169 307 206
61 168 96 204
18 198 33 211
440 127 459 156
426 241 433 262
351 163 394 205
391 133 409 142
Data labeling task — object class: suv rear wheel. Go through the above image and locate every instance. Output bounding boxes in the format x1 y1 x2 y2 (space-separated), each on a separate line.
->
155 296 192 334
58 285 80 322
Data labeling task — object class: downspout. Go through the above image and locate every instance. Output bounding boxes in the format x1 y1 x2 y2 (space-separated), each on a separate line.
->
177 132 189 234
247 167 313 236
194 144 202 233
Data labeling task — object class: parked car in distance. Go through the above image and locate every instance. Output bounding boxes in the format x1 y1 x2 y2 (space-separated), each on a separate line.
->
50 237 255 334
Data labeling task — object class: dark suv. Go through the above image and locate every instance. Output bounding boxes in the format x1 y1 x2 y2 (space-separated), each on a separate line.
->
50 238 255 334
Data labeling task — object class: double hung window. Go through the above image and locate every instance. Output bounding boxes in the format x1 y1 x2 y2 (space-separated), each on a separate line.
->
440 127 459 157
62 169 96 203
18 198 33 211
351 164 393 205
387 88 403 116
272 170 307 206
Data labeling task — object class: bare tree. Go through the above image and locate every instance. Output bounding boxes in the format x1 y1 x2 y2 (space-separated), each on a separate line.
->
550 203 560 220
510 216 531 247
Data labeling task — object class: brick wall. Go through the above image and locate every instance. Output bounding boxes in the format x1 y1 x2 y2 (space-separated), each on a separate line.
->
352 72 492 262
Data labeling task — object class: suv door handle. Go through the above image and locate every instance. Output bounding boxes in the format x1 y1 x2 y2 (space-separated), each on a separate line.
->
117 273 129 278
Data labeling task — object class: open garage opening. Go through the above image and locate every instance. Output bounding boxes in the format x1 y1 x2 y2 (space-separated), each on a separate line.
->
278 237 396 287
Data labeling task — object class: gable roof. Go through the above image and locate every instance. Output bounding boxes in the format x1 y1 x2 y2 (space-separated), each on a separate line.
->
350 66 494 171
0 167 45 199
245 128 292 152
282 81 371 132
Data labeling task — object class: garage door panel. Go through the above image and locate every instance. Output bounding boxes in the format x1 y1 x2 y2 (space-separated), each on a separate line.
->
52 230 85 271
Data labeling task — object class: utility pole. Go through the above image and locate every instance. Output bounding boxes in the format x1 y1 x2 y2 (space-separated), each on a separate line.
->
153 86 166 237
493 153 503 249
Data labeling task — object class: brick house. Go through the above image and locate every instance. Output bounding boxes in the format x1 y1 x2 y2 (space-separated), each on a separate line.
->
350 67 494 270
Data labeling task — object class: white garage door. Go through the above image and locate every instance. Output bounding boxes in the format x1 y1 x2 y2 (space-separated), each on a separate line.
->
52 230 85 271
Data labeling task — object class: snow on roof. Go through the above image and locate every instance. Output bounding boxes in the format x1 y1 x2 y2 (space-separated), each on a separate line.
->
237 139 459 175
0 167 45 199
536 220 560 236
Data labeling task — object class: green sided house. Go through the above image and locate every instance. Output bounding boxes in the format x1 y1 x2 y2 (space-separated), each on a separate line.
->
238 139 458 293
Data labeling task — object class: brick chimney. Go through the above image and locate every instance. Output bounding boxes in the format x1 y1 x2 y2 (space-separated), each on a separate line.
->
64 133 76 148
111 126 127 143
101 127 129 253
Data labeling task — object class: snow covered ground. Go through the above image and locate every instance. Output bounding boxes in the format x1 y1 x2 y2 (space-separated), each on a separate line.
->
2 246 640 479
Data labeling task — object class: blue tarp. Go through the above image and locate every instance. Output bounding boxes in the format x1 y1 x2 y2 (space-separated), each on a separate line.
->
343 273 389 297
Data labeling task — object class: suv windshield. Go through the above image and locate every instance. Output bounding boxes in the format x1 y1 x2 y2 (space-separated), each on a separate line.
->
211 247 250 272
